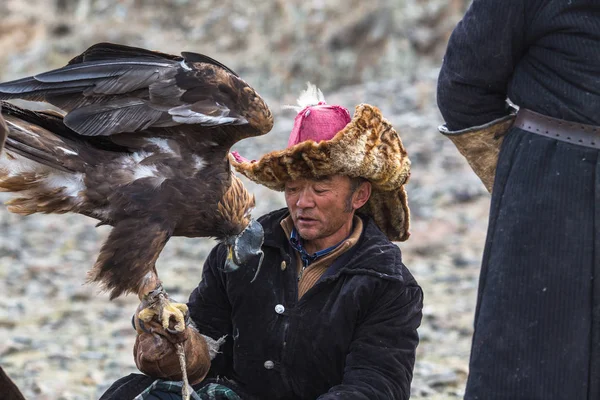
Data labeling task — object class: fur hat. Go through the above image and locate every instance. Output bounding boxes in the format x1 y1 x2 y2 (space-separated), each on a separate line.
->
230 85 411 241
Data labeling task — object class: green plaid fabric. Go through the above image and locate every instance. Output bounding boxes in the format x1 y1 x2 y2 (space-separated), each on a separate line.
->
134 380 241 400
198 383 241 400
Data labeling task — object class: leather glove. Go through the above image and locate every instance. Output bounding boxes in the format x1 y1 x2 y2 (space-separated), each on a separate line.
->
439 114 515 193
133 305 211 385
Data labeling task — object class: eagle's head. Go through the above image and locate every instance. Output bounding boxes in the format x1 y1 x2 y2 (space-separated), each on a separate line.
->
224 218 264 280
218 175 264 281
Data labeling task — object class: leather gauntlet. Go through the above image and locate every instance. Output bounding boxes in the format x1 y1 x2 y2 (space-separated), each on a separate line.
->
134 325 211 385
439 115 515 193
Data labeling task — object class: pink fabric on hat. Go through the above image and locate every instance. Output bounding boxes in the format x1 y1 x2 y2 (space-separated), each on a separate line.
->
287 103 351 148
230 150 255 163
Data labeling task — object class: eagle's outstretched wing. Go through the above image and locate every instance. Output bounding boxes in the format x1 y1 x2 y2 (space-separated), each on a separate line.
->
0 43 271 320
0 42 272 144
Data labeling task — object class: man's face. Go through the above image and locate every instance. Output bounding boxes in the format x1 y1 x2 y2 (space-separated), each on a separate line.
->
284 175 370 250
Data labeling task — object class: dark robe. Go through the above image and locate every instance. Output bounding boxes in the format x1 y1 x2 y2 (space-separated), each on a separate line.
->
437 1 600 399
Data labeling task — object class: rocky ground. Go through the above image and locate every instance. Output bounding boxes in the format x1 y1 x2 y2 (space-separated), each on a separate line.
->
0 1 492 399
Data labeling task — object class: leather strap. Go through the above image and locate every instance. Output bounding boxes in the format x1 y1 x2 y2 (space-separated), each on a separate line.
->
515 108 600 149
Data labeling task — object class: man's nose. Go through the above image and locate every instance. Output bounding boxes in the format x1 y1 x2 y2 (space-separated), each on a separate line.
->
296 189 315 208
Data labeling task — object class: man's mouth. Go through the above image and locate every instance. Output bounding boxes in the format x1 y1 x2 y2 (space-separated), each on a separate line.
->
297 216 318 224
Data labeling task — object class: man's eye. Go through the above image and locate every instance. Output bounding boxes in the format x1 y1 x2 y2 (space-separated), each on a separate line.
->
314 188 328 194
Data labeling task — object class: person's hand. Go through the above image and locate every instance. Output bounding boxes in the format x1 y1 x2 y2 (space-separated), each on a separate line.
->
133 302 211 384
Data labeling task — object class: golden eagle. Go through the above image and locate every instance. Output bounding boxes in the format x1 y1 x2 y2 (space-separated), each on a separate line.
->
0 43 272 331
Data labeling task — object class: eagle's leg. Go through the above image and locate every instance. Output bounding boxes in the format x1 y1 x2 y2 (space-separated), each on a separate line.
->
137 272 189 333
88 220 187 331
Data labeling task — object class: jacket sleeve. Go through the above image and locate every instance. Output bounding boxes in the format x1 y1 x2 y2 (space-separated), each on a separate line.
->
187 244 234 379
317 282 423 400
437 0 528 130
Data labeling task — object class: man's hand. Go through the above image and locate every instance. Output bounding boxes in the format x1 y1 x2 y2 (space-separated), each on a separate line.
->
133 303 211 385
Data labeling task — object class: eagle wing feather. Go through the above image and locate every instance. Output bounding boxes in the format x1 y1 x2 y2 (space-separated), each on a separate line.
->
0 42 273 143
0 43 269 302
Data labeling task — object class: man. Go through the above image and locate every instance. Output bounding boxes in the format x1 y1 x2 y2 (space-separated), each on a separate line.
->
101 89 423 399
437 1 600 399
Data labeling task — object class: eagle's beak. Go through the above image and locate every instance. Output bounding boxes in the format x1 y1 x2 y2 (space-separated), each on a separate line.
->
223 219 264 282
224 246 238 272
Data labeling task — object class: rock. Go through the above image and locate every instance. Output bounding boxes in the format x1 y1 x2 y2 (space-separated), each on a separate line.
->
425 371 461 388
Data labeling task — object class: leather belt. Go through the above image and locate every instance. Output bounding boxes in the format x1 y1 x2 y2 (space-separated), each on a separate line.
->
514 108 600 150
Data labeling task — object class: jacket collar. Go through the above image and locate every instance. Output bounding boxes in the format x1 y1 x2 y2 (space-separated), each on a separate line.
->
258 208 405 282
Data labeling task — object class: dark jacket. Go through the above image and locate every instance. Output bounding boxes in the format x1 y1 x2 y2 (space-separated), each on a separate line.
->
187 208 423 400
437 0 600 130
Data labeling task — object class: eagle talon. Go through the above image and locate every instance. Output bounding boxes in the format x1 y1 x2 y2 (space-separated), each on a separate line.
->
138 290 189 333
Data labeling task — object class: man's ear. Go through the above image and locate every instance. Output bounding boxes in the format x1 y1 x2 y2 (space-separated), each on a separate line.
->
352 181 372 210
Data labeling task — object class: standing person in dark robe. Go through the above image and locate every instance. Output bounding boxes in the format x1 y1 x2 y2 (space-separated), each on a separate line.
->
437 1 600 399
